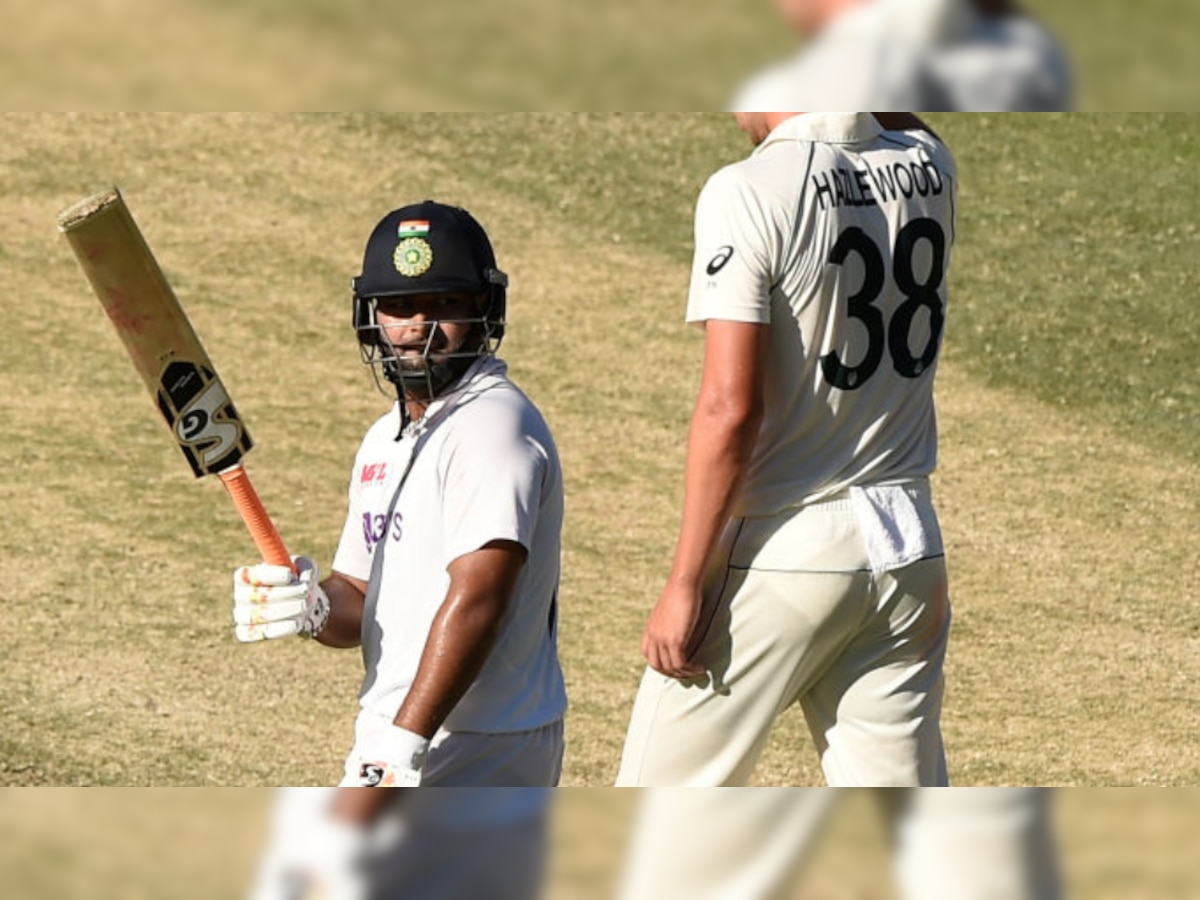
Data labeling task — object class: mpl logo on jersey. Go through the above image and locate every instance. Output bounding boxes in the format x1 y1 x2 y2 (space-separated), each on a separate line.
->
360 462 389 486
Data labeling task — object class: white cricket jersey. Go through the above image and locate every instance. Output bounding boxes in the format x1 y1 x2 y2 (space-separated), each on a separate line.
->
686 113 957 518
332 356 567 733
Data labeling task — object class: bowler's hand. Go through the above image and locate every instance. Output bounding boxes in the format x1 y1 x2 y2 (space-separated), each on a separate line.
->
642 581 707 680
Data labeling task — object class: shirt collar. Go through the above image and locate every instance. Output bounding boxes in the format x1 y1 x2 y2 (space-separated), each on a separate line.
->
754 113 884 153
398 355 508 439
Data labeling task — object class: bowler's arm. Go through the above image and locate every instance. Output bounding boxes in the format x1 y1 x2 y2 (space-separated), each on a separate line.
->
643 320 768 678
670 320 768 586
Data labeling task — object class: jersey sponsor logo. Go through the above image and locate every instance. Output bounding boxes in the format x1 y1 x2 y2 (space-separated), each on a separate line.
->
360 462 389 485
363 510 403 551
706 245 735 275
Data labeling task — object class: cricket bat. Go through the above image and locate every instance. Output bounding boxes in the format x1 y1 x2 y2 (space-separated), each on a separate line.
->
57 187 294 570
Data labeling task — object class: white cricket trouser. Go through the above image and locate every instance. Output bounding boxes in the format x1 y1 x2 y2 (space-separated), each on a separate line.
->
616 493 951 786
618 788 1061 900
340 711 564 787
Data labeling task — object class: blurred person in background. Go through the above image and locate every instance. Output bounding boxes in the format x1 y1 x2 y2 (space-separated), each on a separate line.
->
734 0 1072 111
929 0 1073 110
619 788 1063 900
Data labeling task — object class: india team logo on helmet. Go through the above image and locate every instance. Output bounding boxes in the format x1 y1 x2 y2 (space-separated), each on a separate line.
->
393 237 433 277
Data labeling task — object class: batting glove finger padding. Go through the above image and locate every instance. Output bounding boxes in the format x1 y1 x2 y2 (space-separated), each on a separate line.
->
236 560 310 588
232 596 309 625
235 619 305 642
232 555 330 643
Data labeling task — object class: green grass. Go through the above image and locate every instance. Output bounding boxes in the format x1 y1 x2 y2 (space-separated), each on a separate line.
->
350 114 745 259
933 114 1200 462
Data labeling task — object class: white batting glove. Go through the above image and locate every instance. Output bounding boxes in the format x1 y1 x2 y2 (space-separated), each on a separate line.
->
351 726 429 787
250 807 368 900
232 556 331 643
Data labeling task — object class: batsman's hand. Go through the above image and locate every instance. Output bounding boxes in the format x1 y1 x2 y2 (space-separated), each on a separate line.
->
345 725 429 788
642 580 707 680
250 809 368 900
233 556 331 642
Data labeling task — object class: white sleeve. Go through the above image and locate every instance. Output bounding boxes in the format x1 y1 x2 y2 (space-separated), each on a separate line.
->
438 410 547 566
685 166 779 326
331 451 374 583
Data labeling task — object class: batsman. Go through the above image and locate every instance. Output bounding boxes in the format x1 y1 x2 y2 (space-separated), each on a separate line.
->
236 200 567 895
234 200 566 784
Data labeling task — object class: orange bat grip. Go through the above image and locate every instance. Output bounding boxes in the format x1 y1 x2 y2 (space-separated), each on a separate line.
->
218 464 295 572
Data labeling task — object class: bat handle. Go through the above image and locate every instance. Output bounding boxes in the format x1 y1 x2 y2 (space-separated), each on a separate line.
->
218 464 296 573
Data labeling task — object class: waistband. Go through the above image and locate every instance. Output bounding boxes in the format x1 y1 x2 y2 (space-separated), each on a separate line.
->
749 476 932 521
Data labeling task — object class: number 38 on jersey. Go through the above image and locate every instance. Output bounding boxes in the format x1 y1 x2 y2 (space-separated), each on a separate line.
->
820 217 946 391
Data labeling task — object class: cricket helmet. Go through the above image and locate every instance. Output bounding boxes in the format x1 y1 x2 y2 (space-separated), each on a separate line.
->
352 200 508 399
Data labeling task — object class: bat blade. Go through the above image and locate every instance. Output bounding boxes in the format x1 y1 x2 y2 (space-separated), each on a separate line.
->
58 188 252 477
58 188 292 568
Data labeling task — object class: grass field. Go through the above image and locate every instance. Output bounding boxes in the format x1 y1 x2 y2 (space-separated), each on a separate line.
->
0 113 1197 788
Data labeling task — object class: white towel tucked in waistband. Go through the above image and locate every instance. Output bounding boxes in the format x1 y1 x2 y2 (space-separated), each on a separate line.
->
849 481 945 576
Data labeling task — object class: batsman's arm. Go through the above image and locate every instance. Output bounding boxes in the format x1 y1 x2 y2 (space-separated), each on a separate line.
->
329 543 524 823
330 785 400 826
392 540 526 737
315 571 369 649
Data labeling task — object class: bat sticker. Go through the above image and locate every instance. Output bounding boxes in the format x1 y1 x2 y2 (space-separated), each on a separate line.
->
156 360 253 477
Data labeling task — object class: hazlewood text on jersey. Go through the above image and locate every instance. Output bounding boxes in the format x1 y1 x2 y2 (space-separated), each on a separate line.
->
811 157 945 211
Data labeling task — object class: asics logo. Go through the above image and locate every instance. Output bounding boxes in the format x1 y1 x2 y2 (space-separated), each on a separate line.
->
706 246 734 275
